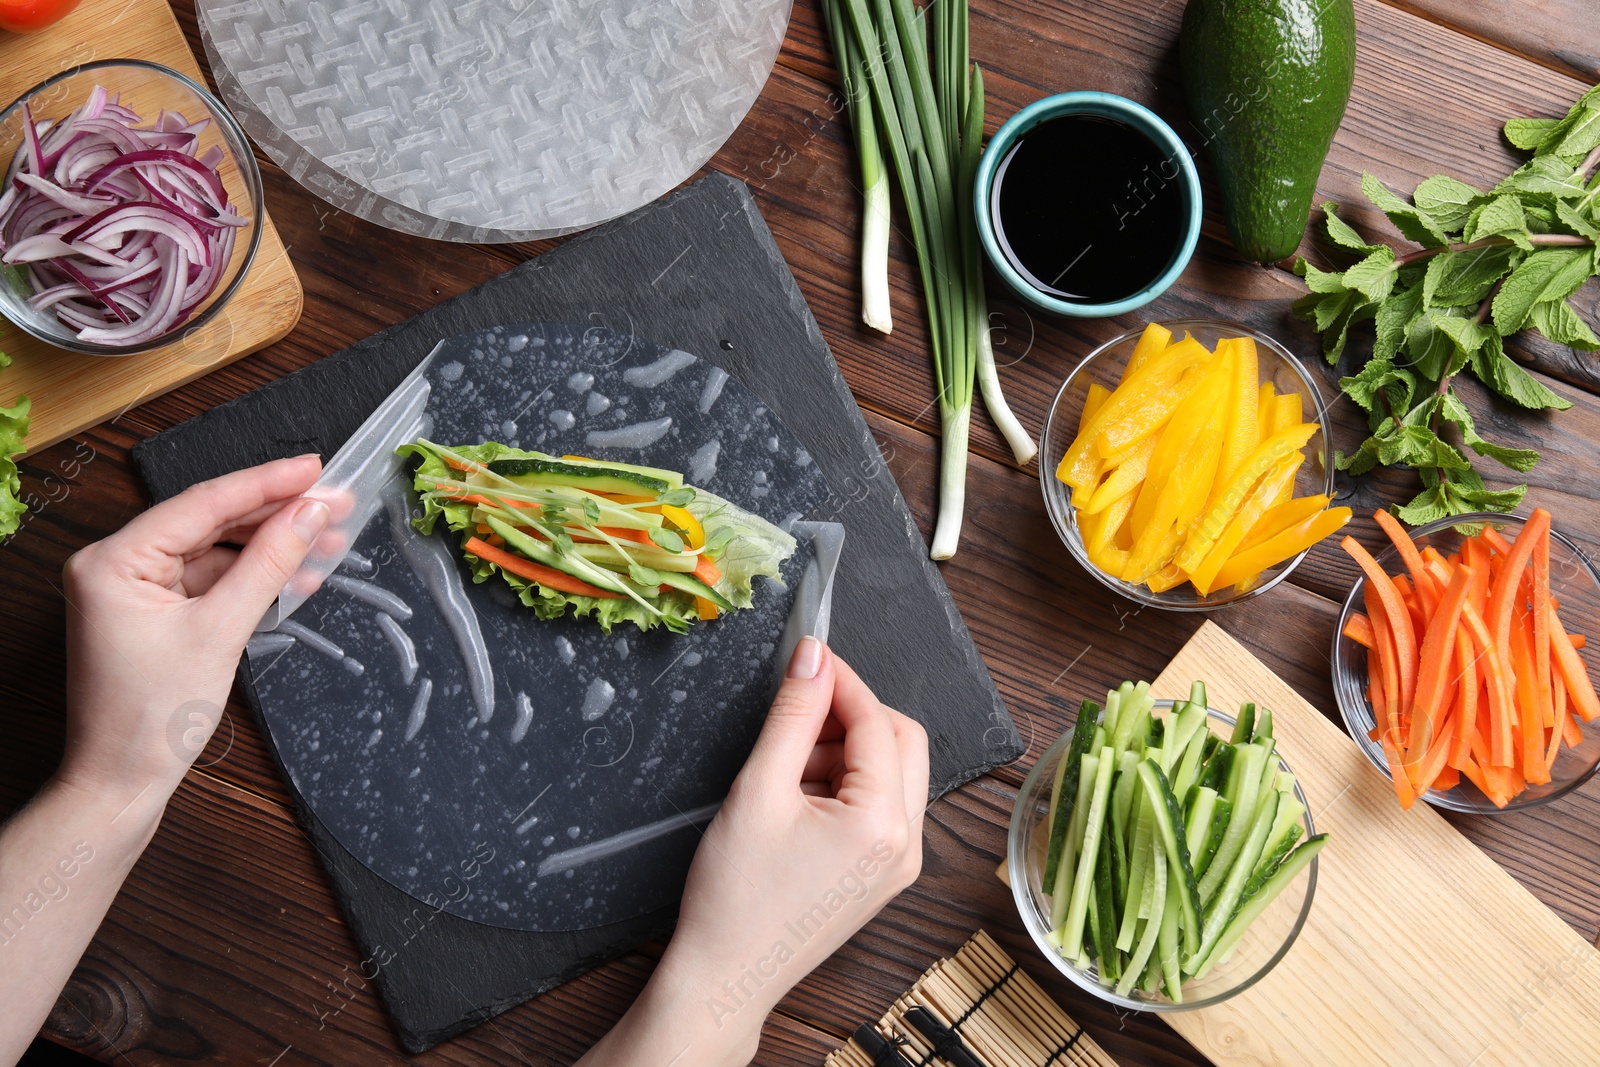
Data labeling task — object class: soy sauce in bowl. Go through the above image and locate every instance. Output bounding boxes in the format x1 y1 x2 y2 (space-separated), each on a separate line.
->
973 94 1202 318
990 113 1187 306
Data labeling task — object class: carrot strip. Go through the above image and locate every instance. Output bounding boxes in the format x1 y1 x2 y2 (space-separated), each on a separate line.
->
1344 534 1420 725
1509 604 1550 784
1366 581 1401 736
463 536 621 598
1460 600 1516 767
1481 526 1514 556
1375 509 1441 618
1448 628 1478 771
693 555 723 586
1571 633 1587 650
1414 713 1458 796
1488 509 1550 665
1460 756 1508 809
1532 522 1555 733
1432 765 1460 792
1343 612 1376 649
1381 729 1416 810
1412 563 1472 750
1549 606 1600 722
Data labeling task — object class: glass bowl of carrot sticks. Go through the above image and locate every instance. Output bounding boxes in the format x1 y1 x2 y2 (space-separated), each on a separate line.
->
1333 509 1600 813
1041 319 1342 611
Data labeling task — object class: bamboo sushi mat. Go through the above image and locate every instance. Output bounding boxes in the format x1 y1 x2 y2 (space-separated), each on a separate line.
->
825 930 1120 1067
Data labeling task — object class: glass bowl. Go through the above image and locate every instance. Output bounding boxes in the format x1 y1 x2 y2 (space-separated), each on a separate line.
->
0 59 263 356
1038 318 1334 610
1007 699 1319 1011
1332 512 1600 813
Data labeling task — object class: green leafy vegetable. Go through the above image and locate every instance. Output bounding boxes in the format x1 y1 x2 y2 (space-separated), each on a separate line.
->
0 349 29 540
1294 82 1600 522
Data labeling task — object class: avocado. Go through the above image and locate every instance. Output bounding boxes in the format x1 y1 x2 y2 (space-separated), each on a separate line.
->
1180 0 1356 264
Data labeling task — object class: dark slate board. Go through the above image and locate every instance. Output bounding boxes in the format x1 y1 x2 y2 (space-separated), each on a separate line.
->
247 323 827 933
133 173 1020 1051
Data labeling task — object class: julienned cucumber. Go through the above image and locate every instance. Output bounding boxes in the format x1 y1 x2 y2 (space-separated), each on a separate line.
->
1037 680 1325 1002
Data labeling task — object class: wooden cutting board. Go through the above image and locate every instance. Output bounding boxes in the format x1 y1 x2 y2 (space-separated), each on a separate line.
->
0 0 301 455
1151 622 1600 1066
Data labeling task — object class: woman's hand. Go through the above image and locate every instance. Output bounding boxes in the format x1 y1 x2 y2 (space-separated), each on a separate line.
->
580 637 930 1066
56 454 328 801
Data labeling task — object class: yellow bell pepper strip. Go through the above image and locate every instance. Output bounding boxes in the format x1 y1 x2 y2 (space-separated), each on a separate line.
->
1119 322 1173 383
1273 391 1302 434
1124 526 1185 585
659 503 705 549
1080 382 1113 433
1211 337 1260 504
1122 360 1230 583
1057 338 1209 489
1186 456 1301 595
1173 421 1319 575
695 596 720 620
1234 494 1331 555
1082 435 1157 515
1082 491 1135 561
1209 506 1351 591
1144 562 1187 593
1256 382 1276 434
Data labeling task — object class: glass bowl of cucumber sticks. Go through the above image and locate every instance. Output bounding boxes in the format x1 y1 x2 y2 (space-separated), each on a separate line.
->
1007 681 1326 1011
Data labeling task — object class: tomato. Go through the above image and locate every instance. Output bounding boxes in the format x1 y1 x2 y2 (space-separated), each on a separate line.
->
0 0 81 33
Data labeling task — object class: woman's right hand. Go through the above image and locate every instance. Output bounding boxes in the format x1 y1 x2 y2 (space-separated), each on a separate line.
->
578 637 929 1066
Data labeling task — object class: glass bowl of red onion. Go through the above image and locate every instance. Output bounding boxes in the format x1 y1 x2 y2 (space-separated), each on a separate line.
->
0 60 263 356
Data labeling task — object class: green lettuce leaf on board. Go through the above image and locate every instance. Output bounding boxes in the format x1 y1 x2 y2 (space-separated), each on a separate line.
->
0 350 30 539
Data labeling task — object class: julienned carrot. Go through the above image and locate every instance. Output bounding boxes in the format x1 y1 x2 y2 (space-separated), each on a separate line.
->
1448 628 1478 771
1343 613 1376 649
1460 600 1516 768
1508 604 1550 784
693 555 723 586
1550 609 1600 721
1375 509 1439 618
1343 536 1419 722
1381 729 1415 809
1412 563 1471 749
463 536 621 599
1533 522 1554 730
1413 713 1458 796
1487 508 1550 676
1365 582 1400 735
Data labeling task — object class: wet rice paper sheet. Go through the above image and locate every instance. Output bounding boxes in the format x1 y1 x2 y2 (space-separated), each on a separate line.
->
244 324 829 932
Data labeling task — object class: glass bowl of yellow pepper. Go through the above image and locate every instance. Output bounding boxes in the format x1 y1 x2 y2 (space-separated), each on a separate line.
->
1040 320 1343 610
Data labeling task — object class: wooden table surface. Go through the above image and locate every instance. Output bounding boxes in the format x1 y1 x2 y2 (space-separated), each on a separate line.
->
5 1 1599 1064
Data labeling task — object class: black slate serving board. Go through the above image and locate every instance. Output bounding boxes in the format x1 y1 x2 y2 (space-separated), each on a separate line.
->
134 173 1021 1051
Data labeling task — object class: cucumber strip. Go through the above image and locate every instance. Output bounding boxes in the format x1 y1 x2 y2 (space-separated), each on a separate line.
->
1110 750 1142 875
1276 769 1298 794
1050 752 1099 928
1101 687 1125 745
1200 744 1266 903
1253 708 1274 742
1115 845 1165 996
1171 718 1212 798
1135 758 1205 959
1230 702 1256 744
1163 702 1207 777
1092 823 1121 984
1252 738 1282 810
1193 834 1328 981
1187 680 1207 714
1183 786 1218 856
1188 789 1280 972
1042 700 1101 894
1197 741 1232 794
1250 797 1305 884
1111 684 1152 756
1116 801 1153 951
1193 795 1232 880
1059 746 1116 961
1157 866 1184 1002
1146 716 1165 750
570 542 700 573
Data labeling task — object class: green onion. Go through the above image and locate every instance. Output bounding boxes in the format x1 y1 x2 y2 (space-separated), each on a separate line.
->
823 0 1035 559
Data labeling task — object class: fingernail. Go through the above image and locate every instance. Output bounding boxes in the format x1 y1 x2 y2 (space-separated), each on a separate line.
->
787 636 823 680
291 499 330 543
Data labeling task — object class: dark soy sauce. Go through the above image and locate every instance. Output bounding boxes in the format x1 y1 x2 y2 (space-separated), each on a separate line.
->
991 114 1186 305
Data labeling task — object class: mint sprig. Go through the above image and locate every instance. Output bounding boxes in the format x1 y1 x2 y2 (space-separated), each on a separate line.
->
1295 83 1600 523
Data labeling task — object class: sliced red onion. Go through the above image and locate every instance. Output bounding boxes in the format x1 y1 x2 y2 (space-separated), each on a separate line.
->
0 86 250 347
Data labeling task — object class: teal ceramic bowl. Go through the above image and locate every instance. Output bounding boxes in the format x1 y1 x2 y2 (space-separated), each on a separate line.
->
974 92 1201 318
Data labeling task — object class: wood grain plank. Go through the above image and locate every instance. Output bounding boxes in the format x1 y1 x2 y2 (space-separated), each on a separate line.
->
1376 0 1600 82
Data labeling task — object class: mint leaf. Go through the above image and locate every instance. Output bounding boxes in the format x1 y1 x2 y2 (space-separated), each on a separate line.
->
1494 156 1587 200
1552 103 1600 163
1412 175 1483 232
1452 482 1528 513
1464 193 1533 249
1339 357 1417 418
1297 257 1353 294
1405 309 1455 381
1320 203 1383 253
1374 283 1423 359
1437 391 1540 472
1343 246 1398 302
1393 482 1451 525
1423 245 1516 307
1556 199 1600 241
1432 312 1492 356
1504 117 1559 151
1469 333 1573 410
1493 247 1590 333
1529 298 1600 349
1361 172 1449 248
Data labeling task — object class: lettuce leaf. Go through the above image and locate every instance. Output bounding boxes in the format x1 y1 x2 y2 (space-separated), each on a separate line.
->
0 352 29 539
397 439 795 633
